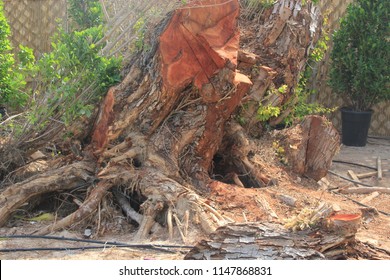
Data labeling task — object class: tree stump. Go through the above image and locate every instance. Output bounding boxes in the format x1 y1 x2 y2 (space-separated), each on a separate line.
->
0 1 325 240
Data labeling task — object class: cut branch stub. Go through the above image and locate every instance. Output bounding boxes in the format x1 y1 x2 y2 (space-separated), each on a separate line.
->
279 115 340 181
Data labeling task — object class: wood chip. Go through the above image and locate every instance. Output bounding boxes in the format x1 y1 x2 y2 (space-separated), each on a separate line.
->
347 170 361 187
255 195 279 220
276 194 297 207
359 191 380 204
356 171 377 179
340 187 390 194
377 157 382 180
29 150 47 161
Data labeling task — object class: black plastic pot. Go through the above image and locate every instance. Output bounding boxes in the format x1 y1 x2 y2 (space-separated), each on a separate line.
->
340 108 372 147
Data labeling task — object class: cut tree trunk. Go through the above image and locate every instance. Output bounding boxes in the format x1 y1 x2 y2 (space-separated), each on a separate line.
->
0 1 323 240
239 0 323 133
278 115 340 181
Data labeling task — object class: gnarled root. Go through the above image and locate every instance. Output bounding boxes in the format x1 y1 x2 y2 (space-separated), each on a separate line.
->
34 166 141 235
131 168 229 241
213 121 274 188
0 160 96 227
36 180 115 235
0 141 230 241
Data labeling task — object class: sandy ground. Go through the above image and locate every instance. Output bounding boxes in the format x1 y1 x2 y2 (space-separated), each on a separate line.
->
1 137 389 260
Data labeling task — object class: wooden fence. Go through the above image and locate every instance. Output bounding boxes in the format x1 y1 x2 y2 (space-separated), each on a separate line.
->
3 0 67 57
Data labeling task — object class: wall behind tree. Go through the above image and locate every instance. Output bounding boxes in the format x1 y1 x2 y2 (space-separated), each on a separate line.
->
3 0 67 58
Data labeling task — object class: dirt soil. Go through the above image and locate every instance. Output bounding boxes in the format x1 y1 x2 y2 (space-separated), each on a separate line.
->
1 135 389 260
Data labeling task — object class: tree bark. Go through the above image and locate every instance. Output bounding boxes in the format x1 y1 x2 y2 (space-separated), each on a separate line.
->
278 115 340 181
239 0 323 132
185 221 390 260
184 222 353 260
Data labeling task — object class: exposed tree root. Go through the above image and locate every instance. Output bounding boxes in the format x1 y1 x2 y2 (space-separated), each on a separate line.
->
132 168 228 240
0 160 96 227
213 121 274 188
5 158 228 239
36 180 114 235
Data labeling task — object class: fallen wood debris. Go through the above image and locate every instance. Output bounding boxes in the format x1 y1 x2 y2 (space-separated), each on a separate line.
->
330 190 390 217
359 191 380 204
340 187 390 195
356 171 378 179
185 220 358 260
377 156 382 180
328 170 377 188
185 210 390 260
317 177 339 190
348 170 361 187
275 194 297 207
255 195 279 221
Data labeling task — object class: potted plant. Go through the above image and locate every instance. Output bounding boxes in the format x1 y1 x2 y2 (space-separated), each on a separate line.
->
329 0 389 146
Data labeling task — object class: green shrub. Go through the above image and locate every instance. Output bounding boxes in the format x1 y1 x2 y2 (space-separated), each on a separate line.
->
27 25 121 128
2 0 121 145
0 1 28 109
0 1 13 103
329 0 390 111
283 74 335 126
68 0 103 29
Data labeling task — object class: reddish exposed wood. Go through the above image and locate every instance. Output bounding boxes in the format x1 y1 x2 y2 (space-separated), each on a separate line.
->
327 213 361 236
159 0 239 90
92 88 116 151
